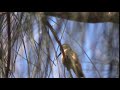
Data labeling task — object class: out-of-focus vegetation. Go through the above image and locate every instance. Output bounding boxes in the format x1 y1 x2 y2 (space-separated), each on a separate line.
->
0 12 119 78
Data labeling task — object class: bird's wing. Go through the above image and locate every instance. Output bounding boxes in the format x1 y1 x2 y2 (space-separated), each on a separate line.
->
70 51 85 78
62 52 72 70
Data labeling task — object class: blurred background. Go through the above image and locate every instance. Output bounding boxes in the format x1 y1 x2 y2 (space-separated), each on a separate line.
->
0 12 119 78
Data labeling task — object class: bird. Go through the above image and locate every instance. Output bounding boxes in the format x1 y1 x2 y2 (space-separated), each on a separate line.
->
61 44 85 78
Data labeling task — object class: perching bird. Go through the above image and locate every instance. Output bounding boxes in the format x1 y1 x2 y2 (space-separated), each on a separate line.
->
61 44 85 78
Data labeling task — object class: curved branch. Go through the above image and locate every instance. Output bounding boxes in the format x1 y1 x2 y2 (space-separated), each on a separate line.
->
46 21 66 62
45 12 119 23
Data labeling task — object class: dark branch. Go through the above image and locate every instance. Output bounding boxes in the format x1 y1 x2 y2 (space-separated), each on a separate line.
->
6 12 11 78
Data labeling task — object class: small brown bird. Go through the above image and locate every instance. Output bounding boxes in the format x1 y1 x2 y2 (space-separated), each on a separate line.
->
61 44 85 78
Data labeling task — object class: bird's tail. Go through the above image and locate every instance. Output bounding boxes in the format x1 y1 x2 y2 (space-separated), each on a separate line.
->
73 63 85 78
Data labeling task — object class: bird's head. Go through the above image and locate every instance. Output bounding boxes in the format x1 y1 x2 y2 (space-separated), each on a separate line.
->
62 44 72 52
62 44 70 49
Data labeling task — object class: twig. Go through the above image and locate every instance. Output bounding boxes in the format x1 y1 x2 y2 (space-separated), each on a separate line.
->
56 20 68 59
6 12 11 78
46 20 66 63
46 30 60 77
